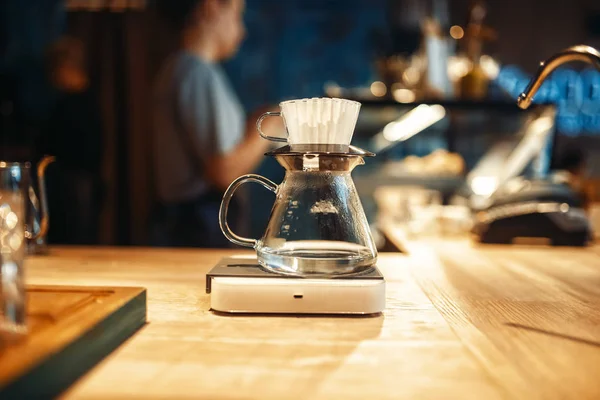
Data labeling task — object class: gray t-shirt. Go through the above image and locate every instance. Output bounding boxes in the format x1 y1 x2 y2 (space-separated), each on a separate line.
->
152 51 245 203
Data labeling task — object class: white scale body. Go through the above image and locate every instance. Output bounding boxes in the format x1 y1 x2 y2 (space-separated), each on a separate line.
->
207 256 386 315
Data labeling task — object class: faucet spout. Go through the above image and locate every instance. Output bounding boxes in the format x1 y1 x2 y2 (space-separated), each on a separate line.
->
517 45 600 109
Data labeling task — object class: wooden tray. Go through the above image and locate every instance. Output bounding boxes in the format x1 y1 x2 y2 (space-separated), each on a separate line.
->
0 285 147 398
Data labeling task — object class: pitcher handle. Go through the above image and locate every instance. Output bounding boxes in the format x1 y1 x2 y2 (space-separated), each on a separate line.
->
219 174 278 248
256 111 287 142
25 155 55 240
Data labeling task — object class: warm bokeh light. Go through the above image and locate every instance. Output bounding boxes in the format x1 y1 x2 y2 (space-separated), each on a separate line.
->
5 211 18 230
402 67 420 86
480 55 500 79
324 81 342 97
447 56 472 80
449 25 464 40
392 88 416 103
370 81 387 97
9 233 22 251
383 104 446 142
470 176 498 197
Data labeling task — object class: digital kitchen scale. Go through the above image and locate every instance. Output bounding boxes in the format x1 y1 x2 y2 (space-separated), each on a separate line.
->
206 255 385 315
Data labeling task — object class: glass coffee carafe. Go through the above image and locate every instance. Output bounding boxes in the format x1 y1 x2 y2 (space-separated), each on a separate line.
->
0 156 55 255
219 98 378 277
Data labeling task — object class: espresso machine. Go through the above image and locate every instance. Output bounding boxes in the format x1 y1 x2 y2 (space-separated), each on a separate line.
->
206 98 385 315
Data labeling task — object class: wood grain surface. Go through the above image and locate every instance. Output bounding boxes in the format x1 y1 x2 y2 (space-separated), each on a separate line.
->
0 285 146 398
25 247 501 400
23 242 600 399
402 238 600 400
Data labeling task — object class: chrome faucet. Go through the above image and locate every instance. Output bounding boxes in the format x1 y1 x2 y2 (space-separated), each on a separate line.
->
517 45 600 109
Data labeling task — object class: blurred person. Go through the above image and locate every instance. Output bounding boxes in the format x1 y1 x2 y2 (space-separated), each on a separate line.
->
152 0 279 247
38 36 104 244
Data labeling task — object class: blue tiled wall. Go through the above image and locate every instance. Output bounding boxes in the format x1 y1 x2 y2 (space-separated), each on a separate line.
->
224 0 387 110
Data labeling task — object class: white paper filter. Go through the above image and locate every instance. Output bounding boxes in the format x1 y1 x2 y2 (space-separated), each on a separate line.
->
280 98 361 145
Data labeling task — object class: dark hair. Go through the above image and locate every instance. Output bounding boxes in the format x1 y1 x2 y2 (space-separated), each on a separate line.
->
156 0 204 32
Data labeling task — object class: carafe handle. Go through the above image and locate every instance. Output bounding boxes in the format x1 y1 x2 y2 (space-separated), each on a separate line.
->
256 111 287 142
219 174 278 248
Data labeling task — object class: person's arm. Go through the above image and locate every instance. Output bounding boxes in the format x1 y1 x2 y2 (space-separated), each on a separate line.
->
178 66 279 191
204 113 273 190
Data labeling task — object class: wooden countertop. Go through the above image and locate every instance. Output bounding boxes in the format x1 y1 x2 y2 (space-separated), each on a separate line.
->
26 244 600 399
